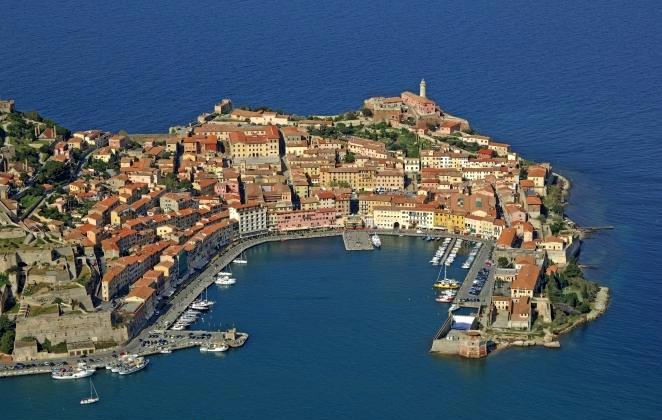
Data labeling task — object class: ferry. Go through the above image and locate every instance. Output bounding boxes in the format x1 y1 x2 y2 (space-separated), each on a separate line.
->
118 357 149 375
199 343 229 353
371 234 382 248
80 379 100 405
215 276 236 286
52 363 96 380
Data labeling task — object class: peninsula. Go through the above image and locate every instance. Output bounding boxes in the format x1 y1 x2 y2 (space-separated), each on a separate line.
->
0 82 608 374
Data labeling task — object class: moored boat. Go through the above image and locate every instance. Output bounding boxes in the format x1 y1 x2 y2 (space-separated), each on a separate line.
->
215 276 236 286
117 357 149 375
52 363 95 380
199 343 229 353
371 234 382 248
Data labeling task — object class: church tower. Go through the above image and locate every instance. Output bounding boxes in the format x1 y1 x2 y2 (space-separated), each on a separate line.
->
419 79 427 98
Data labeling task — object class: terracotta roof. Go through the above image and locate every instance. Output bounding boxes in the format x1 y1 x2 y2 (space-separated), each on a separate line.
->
512 264 540 291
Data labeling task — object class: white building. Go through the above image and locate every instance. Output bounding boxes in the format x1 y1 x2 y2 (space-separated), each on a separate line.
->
229 203 268 237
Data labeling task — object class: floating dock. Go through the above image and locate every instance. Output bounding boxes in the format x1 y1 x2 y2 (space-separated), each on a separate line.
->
342 230 374 251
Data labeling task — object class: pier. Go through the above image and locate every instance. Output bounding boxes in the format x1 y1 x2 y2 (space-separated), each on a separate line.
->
342 230 374 251
437 237 457 265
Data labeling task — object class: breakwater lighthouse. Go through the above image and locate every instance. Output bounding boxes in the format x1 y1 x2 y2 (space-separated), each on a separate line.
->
419 79 427 98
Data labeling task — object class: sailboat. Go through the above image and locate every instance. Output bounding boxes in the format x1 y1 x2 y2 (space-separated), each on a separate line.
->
433 265 459 289
80 378 99 405
233 251 248 264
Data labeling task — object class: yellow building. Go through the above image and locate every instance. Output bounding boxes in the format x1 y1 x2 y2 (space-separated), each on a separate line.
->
433 209 465 232
319 167 376 190
227 125 280 159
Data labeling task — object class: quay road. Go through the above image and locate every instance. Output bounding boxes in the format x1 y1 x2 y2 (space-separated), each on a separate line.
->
374 228 489 245
453 241 495 308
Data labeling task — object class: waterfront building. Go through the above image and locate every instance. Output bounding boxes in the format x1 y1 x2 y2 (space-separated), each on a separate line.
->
510 264 541 299
433 209 466 232
275 208 336 231
229 203 268 237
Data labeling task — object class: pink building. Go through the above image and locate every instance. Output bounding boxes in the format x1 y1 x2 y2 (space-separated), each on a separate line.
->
401 92 437 115
275 208 336 231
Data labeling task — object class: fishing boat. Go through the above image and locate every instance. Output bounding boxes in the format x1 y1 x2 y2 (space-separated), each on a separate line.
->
118 357 149 375
52 363 95 380
199 343 229 353
80 379 100 405
233 252 248 264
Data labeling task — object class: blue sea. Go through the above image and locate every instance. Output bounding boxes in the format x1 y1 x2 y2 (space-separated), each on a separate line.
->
2 0 661 418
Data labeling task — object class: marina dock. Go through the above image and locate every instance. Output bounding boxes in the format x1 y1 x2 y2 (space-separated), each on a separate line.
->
342 230 374 251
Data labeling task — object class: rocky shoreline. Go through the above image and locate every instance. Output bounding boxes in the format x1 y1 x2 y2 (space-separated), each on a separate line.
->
490 287 610 353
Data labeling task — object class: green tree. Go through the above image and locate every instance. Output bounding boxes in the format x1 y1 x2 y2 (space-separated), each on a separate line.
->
564 259 583 279
0 330 15 354
37 160 69 184
497 257 512 268
0 315 14 334
564 292 579 308
544 185 564 215
343 151 356 163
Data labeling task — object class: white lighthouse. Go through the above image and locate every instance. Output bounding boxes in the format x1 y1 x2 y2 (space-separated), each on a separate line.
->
419 79 427 98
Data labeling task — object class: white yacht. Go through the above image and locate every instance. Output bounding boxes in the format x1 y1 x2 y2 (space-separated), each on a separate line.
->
233 252 248 264
371 234 382 248
215 276 236 286
80 379 100 405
